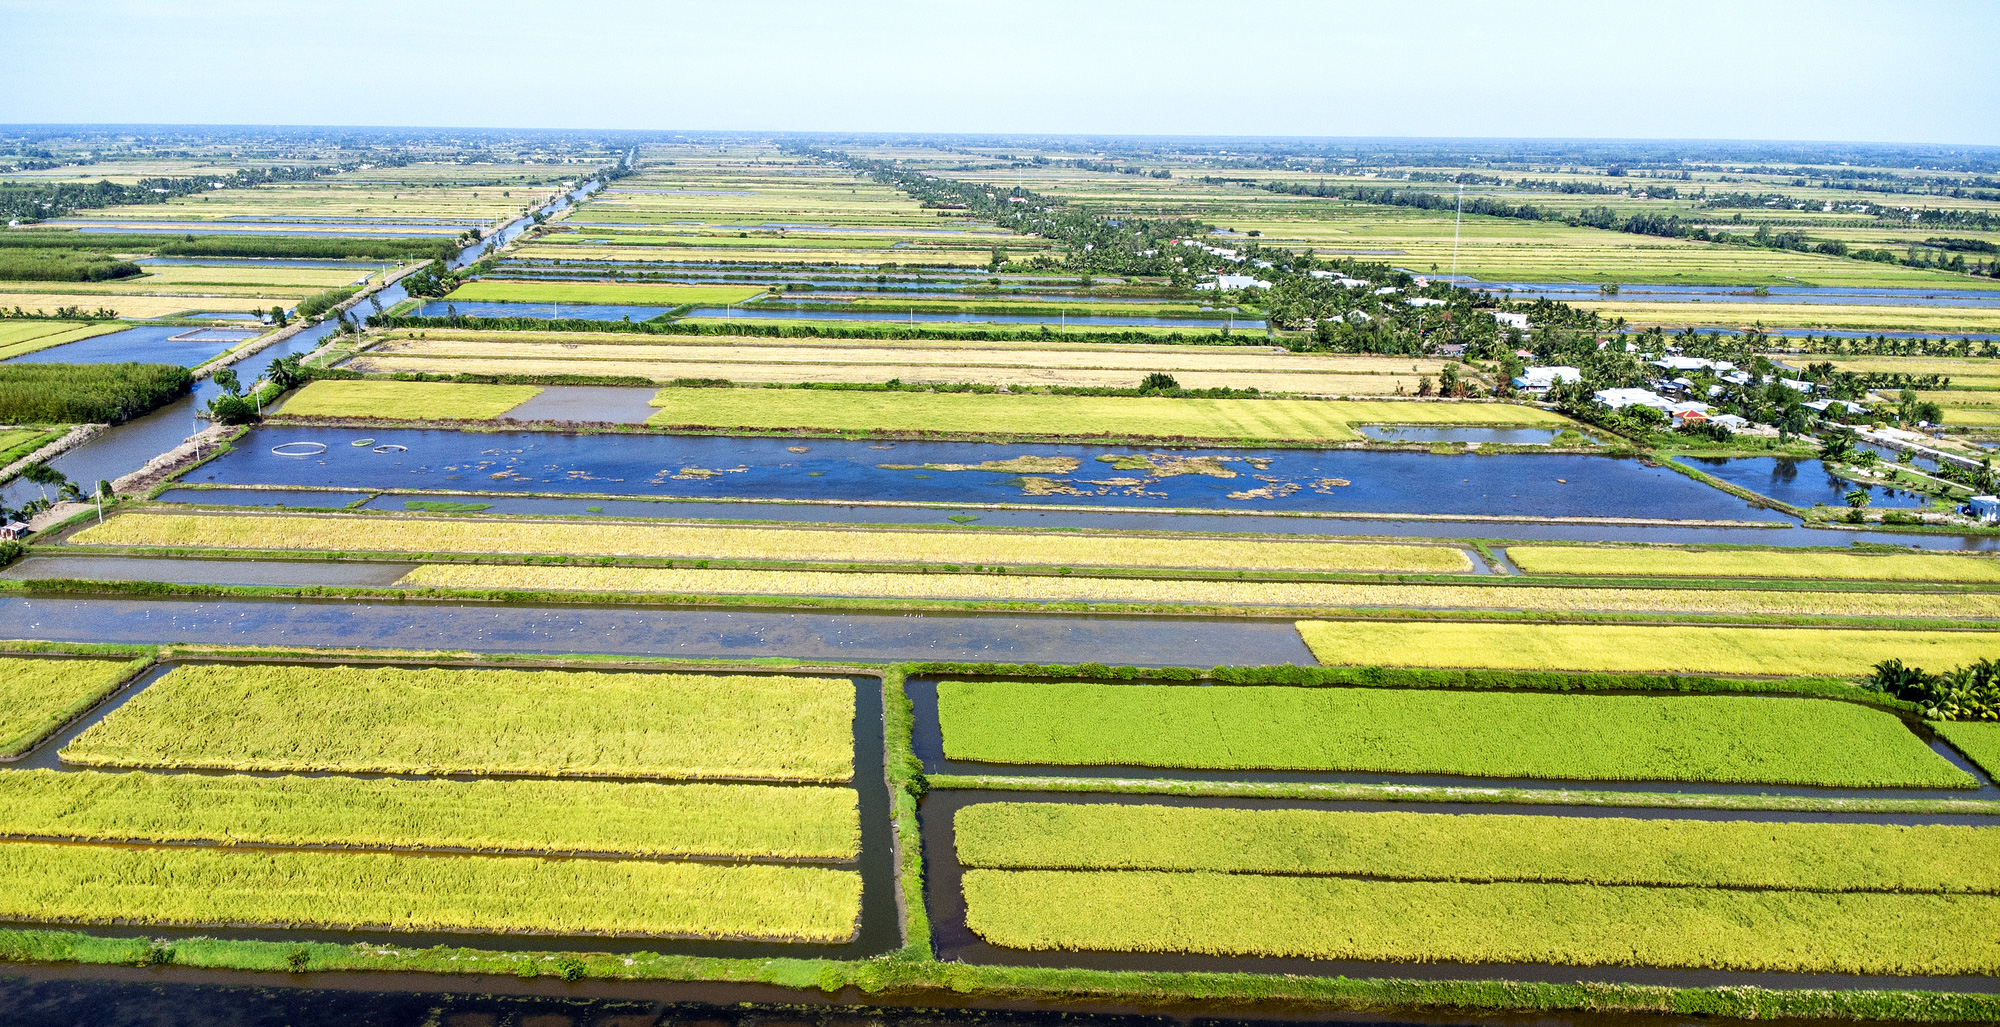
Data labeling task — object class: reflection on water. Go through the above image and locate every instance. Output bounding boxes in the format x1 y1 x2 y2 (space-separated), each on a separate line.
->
1689 457 1933 509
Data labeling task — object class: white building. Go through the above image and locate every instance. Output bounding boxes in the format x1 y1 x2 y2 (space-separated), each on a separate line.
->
1779 378 1816 394
1652 356 1736 373
1194 274 1272 291
1492 311 1531 332
1406 297 1445 308
1593 388 1673 411
1513 366 1581 392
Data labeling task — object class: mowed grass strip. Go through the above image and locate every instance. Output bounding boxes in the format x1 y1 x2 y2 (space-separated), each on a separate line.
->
1936 721 2000 779
391 564 2000 619
1296 620 2000 676
0 770 857 860
0 658 145 757
955 803 2000 893
1510 545 2000 583
276 380 541 420
444 281 766 306
0 842 859 941
63 665 854 782
70 512 1473 574
646 388 1569 442
934 681 1967 787
960 870 2000 975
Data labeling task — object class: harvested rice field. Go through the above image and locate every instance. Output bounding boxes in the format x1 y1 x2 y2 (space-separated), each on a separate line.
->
1509 545 2000 582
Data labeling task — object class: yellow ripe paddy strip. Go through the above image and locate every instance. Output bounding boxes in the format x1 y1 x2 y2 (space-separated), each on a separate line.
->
644 388 1571 442
0 842 859 941
391 564 2000 619
1574 301 2000 334
1297 620 2000 676
0 657 147 758
71 513 1473 574
62 664 855 782
1509 545 2000 582
0 770 858 860
960 870 2000 975
955 803 2000 894
276 380 542 420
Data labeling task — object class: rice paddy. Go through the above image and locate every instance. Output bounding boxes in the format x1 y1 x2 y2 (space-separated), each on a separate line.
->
0 658 144 757
934 681 1968 787
960 869 2000 974
0 770 858 859
954 803 2000 893
0 322 129 362
441 281 767 307
62 664 855 781
1507 545 2000 582
1935 721 2000 778
1294 620 2000 675
0 842 860 940
70 512 1474 574
275 380 542 420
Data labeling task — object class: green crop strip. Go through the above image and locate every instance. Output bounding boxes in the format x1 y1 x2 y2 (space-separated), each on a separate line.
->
63 664 856 781
961 869 2000 975
277 380 541 419
0 842 859 941
0 770 858 860
935 681 1970 788
955 803 2000 892
1935 721 2000 778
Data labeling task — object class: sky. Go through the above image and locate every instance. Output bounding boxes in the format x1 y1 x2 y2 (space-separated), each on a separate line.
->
4 0 1997 145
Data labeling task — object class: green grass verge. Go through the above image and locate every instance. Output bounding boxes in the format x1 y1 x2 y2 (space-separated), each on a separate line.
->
63 663 855 782
0 841 859 941
1935 721 2000 780
960 869 2000 975
955 802 2000 892
935 681 1969 788
276 379 541 419
1511 545 2000 582
0 770 857 859
1295 619 2000 676
0 656 146 757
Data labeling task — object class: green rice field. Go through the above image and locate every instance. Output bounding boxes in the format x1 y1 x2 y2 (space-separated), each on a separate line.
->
0 770 858 859
0 657 145 758
1935 721 2000 778
960 869 2000 974
954 803 2000 892
934 681 1968 787
63 664 855 781
277 380 541 420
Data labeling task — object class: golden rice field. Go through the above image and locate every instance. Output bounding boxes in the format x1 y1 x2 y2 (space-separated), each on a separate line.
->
1573 301 2000 334
0 293 273 319
0 842 860 940
1508 545 2000 582
1295 620 2000 675
63 664 856 781
0 657 145 757
386 563 2000 618
71 512 1474 573
276 380 541 420
0 770 858 860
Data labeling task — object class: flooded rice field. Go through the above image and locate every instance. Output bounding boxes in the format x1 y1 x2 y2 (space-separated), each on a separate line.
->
3 325 249 366
186 427 1785 521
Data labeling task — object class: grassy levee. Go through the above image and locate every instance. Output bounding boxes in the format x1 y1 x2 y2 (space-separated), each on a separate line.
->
0 657 147 757
70 512 1475 574
0 842 859 941
881 667 932 959
388 564 2000 618
1936 722 2000 779
275 380 542 420
955 803 2000 892
0 770 858 859
960 869 2000 975
644 387 1569 442
62 664 855 781
1296 620 2000 676
935 681 1969 788
1510 546 2000 583
444 281 767 306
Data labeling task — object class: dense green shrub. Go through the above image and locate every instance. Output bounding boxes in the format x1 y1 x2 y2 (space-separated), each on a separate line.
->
294 287 359 321
0 249 141 283
1867 658 1999 721
0 363 191 425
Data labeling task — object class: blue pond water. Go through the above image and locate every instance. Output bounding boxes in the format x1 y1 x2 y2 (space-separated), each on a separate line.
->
1467 281 2000 308
3 325 248 367
185 427 1779 521
411 300 677 321
1357 426 1573 445
682 307 1262 329
1684 457 1934 509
